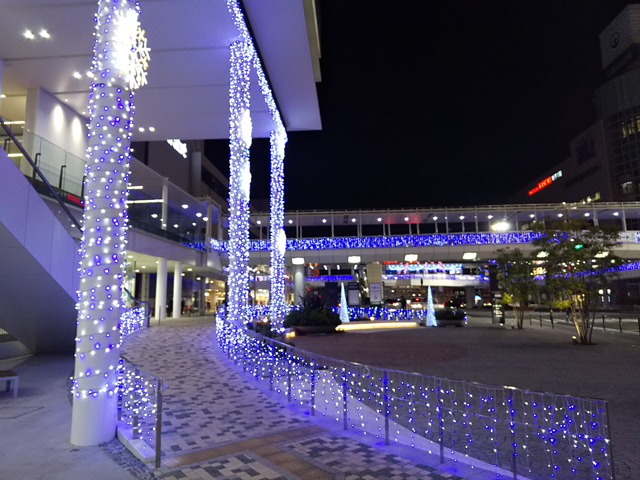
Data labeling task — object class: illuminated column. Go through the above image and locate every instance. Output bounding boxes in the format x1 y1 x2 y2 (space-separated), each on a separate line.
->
227 40 252 325
172 262 182 319
155 258 167 321
71 0 149 446
269 131 287 329
161 178 168 230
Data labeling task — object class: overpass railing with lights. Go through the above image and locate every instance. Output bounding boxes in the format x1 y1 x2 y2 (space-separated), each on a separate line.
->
216 305 614 479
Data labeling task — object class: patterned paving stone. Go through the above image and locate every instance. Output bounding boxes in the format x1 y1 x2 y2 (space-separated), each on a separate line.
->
157 452 291 480
284 434 463 480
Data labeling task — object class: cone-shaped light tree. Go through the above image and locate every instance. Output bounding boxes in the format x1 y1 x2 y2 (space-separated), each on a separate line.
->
340 283 350 323
426 286 437 326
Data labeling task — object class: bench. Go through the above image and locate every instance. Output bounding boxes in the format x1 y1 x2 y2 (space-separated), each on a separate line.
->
0 370 18 399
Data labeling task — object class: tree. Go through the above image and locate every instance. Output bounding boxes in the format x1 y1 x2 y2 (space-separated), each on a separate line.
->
531 218 620 345
495 248 538 329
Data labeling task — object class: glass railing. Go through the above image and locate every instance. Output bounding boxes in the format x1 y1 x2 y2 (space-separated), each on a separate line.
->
0 118 220 249
216 305 614 480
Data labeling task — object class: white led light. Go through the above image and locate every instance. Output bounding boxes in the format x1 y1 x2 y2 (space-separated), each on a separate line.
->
404 254 418 262
292 257 305 265
462 252 477 260
24 30 35 39
491 221 509 231
348 256 361 264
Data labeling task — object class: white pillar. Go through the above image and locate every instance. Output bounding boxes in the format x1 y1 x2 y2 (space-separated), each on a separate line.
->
293 265 305 305
172 263 182 319
71 0 145 446
161 178 168 231
269 131 287 327
227 40 252 325
155 258 167 321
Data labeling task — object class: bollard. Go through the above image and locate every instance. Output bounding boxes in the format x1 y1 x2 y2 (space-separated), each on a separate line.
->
602 314 606 332
539 314 542 328
529 313 532 326
619 315 623 333
551 314 554 330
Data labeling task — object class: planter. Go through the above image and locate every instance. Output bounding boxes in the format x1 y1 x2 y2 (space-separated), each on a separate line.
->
294 325 337 335
436 318 465 327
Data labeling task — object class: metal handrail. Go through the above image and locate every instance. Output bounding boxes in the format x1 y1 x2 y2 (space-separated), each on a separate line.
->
0 116 83 231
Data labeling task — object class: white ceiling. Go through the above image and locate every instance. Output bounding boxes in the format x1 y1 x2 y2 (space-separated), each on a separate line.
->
0 0 322 140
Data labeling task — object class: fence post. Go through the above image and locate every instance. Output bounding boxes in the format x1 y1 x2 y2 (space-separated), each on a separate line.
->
342 367 348 431
383 370 390 446
287 348 292 403
132 367 139 440
437 378 444 464
602 315 606 332
155 378 163 469
619 315 623 333
310 358 315 416
509 390 518 480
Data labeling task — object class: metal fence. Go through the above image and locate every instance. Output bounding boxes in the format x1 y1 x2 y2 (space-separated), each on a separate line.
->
216 306 614 479
118 354 163 468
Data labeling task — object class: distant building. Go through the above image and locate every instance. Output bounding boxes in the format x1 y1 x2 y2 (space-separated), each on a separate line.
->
512 5 640 205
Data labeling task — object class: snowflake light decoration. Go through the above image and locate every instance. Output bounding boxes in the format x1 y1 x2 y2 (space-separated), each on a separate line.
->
112 9 150 90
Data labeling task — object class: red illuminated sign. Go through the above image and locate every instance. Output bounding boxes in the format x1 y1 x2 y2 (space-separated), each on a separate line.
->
528 170 562 196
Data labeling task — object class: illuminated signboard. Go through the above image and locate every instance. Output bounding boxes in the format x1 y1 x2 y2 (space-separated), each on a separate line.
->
528 170 562 196
386 263 463 275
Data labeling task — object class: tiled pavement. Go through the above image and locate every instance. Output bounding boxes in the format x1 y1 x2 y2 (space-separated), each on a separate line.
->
119 319 487 480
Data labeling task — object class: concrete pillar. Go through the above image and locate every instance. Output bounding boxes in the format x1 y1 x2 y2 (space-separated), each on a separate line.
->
71 0 143 446
161 178 168 230
199 277 206 316
140 273 149 303
465 287 475 308
155 258 167 321
172 263 182 319
190 151 202 197
293 265 305 305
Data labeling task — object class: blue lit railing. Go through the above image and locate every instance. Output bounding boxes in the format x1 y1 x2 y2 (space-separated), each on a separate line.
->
117 354 163 469
215 305 614 479
243 304 430 323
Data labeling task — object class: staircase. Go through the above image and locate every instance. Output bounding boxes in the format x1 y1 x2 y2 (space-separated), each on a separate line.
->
0 146 79 353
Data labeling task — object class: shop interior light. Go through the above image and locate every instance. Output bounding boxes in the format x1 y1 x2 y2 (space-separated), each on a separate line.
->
537 251 549 258
348 255 361 264
462 252 477 260
292 257 305 265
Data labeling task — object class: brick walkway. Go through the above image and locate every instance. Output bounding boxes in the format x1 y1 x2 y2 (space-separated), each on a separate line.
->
120 320 499 480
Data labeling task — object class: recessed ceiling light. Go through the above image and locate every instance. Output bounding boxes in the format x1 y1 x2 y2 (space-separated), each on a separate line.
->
135 269 140 273
462 252 477 260
182 204 188 209
459 215 465 220
173 224 179 228
149 127 155 132
64 99 69 102
196 213 202 218
141 265 146 269
488 215 493 219
151 213 158 218
613 212 619 216
322 218 327 223
202 217 208 221
377 217 382 222
187 268 193 272
24 30 35 39
73 72 82 79
288 219 293 224
39 29 50 39
256 220 261 224
433 216 438 221
292 257 305 265
404 254 418 262
138 127 145 132
404 217 409 221
351 218 356 223
348 255 361 264
192 222 196 226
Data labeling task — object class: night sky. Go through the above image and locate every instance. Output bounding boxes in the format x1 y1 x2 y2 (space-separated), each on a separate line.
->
206 1 635 211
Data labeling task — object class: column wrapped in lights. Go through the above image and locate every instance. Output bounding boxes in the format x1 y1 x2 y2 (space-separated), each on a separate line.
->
71 0 149 446
227 0 288 329
269 131 287 330
226 39 252 325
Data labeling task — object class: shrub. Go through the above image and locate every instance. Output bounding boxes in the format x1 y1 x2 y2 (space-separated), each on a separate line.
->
435 307 466 321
